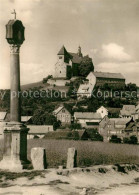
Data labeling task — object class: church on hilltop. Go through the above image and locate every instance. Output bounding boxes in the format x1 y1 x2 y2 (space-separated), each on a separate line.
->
48 45 125 94
54 45 84 79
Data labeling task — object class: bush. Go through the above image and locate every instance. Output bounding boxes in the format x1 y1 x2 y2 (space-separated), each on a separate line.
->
123 137 130 144
130 135 138 144
70 123 82 130
123 136 138 145
87 129 103 142
110 135 121 143
72 131 80 140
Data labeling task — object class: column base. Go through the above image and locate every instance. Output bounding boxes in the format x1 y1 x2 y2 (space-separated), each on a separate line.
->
0 158 30 171
0 122 30 171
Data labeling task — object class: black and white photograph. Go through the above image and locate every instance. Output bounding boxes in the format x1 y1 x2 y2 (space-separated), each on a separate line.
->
0 0 139 194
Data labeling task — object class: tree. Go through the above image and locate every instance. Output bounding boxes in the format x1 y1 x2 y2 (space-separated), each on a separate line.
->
32 109 61 130
42 75 52 84
79 55 94 77
126 83 137 91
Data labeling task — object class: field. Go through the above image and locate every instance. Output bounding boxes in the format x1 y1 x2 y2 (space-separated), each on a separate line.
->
27 140 139 168
0 139 139 168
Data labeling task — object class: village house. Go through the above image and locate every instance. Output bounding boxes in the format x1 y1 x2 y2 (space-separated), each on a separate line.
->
96 106 108 118
53 105 72 125
77 83 94 98
124 121 139 142
119 105 136 119
74 112 102 129
99 116 133 142
27 125 53 139
106 107 121 118
21 116 33 124
97 106 121 118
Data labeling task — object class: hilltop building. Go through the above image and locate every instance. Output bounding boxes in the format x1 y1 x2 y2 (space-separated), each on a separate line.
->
48 46 92 86
77 71 125 98
54 45 83 79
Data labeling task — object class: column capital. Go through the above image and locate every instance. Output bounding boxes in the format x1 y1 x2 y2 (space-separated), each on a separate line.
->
10 44 20 54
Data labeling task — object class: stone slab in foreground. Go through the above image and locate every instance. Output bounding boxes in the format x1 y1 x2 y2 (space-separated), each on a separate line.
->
31 147 47 170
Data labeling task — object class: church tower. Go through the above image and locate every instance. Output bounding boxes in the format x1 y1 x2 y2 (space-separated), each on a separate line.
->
77 45 83 57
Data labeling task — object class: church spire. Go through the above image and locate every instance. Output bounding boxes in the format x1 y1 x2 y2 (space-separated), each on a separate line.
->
77 45 83 57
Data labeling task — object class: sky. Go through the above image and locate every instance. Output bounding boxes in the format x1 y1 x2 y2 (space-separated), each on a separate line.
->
0 0 139 89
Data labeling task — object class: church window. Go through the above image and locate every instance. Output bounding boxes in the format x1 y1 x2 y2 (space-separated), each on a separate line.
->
59 56 62 59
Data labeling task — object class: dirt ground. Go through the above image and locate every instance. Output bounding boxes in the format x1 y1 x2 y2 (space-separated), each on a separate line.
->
0 165 139 195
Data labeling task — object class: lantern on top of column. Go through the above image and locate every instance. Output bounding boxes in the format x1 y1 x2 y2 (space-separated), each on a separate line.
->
6 10 25 45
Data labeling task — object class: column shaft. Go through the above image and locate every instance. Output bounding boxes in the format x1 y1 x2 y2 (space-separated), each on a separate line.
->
10 45 21 122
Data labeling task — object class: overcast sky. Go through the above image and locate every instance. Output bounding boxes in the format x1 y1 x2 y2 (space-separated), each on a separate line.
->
0 0 139 89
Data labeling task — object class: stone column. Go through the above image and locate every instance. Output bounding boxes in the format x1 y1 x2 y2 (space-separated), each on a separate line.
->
0 19 30 171
10 44 21 122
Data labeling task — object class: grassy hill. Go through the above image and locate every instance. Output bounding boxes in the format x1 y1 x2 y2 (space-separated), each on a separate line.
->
21 81 44 90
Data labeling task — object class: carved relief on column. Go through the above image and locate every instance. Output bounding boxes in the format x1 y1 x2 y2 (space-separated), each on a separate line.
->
10 44 20 54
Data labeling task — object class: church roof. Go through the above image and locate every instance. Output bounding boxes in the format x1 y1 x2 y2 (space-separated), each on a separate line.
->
58 46 68 55
92 72 125 80
69 52 83 64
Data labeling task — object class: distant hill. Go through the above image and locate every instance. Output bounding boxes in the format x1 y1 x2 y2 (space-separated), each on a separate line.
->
21 81 44 90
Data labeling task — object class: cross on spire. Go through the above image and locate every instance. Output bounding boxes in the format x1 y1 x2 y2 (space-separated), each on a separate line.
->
11 9 16 20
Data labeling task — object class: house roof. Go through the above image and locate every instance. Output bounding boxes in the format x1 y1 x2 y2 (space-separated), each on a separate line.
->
57 46 69 55
28 125 53 134
5 113 10 122
92 72 125 80
97 106 108 111
106 107 121 114
76 130 89 138
125 122 135 131
53 105 71 115
74 112 102 119
21 116 32 122
69 52 82 64
0 112 7 121
53 106 63 115
120 105 136 116
110 118 131 125
136 104 139 111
